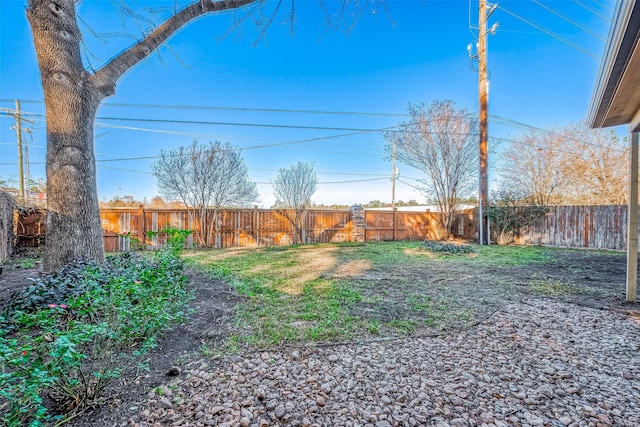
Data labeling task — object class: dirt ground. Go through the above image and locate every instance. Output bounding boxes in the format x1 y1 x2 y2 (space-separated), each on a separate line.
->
0 246 638 426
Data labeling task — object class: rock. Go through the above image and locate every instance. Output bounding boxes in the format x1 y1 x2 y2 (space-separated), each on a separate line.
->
596 414 612 425
321 382 333 393
480 412 494 423
524 411 544 426
127 301 638 427
157 398 173 409
211 406 225 415
241 408 253 420
566 387 580 395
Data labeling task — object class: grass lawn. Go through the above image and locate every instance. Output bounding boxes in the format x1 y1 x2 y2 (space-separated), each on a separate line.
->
184 241 624 349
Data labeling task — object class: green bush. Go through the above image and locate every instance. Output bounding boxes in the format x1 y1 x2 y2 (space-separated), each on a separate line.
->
420 240 474 254
0 249 192 426
146 227 193 255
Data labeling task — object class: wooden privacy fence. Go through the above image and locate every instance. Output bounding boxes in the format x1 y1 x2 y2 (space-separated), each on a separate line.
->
13 205 635 252
512 205 629 250
101 207 357 251
99 206 475 251
364 209 476 242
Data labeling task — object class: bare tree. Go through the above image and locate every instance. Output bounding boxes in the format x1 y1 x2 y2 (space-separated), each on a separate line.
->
25 0 381 270
498 124 627 206
152 140 258 248
498 129 569 206
561 126 628 205
272 162 318 244
384 100 478 239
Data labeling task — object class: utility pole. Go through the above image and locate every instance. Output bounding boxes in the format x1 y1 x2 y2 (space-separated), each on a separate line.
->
391 141 397 208
3 100 35 203
15 99 26 202
478 0 488 245
476 0 497 245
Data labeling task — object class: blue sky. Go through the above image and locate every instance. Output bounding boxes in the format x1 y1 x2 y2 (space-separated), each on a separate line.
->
0 0 614 207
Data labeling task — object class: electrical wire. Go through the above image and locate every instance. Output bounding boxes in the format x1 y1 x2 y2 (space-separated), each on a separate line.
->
0 99 409 118
496 5 601 60
532 0 606 41
95 116 395 133
573 0 611 22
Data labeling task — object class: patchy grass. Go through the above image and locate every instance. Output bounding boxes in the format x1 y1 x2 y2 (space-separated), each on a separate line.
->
186 241 622 348
529 280 587 296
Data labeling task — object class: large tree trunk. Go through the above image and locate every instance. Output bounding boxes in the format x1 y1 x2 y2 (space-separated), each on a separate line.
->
26 0 255 271
27 0 107 270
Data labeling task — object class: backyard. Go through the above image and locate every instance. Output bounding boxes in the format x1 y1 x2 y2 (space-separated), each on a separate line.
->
182 241 633 347
1 241 639 426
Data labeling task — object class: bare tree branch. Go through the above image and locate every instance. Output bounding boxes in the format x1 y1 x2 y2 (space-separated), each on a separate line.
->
90 0 257 96
497 124 627 206
272 162 318 244
152 140 259 247
384 101 478 239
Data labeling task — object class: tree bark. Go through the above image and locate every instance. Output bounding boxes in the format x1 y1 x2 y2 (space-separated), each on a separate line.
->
26 0 255 270
28 0 105 270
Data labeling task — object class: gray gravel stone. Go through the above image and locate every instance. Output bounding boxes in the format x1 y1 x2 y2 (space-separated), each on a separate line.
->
157 398 172 409
132 300 640 427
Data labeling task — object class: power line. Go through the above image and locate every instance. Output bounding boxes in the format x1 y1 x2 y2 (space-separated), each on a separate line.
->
532 0 606 41
103 102 409 118
251 167 386 177
573 0 611 22
489 115 625 153
0 99 409 118
589 0 614 14
254 177 389 185
497 5 601 60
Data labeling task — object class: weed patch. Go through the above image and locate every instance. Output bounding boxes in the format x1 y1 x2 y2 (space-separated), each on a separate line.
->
0 249 191 426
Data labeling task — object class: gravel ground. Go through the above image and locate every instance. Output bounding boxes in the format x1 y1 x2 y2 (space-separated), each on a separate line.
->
124 299 640 427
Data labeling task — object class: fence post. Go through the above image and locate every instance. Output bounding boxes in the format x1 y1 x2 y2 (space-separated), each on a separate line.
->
350 205 365 243
393 207 398 241
254 206 259 247
137 204 145 245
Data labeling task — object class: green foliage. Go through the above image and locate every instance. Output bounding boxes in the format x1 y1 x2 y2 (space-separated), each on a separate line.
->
7 259 103 316
420 240 474 254
0 250 191 426
487 190 549 245
120 232 143 251
146 226 193 255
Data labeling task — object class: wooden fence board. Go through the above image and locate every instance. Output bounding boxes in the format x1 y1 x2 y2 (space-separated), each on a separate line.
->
513 205 631 250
